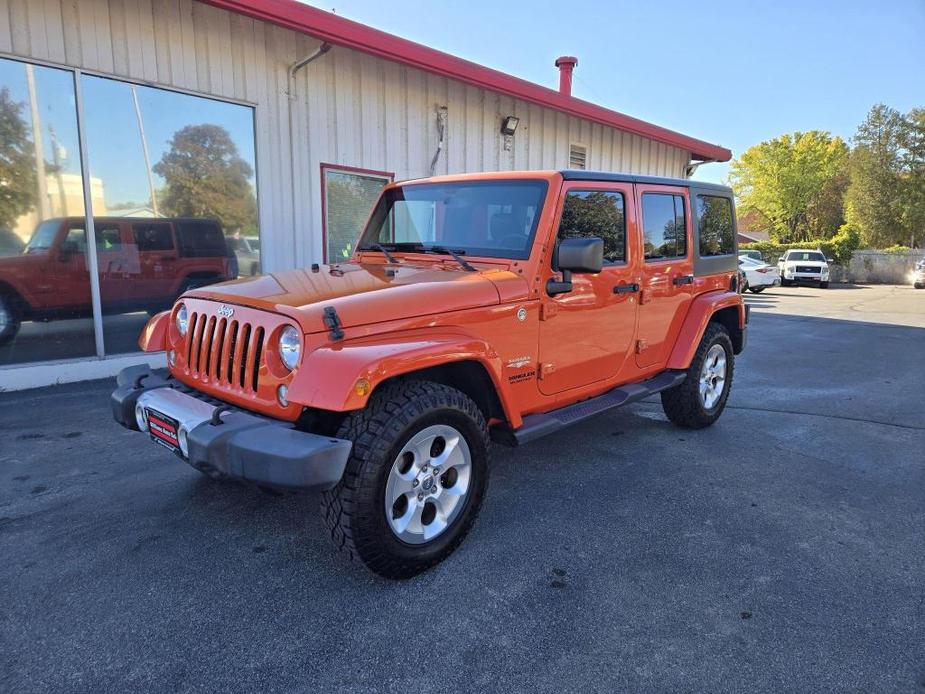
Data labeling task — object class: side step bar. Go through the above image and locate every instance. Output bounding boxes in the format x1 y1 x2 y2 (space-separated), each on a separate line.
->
491 370 687 447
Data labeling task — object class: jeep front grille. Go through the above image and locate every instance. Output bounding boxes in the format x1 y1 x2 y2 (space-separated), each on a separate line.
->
186 311 265 392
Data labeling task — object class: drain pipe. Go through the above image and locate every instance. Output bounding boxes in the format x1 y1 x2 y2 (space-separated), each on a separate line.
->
287 42 332 266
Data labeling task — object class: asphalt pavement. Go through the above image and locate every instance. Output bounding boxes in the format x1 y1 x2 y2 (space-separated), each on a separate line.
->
1 284 923 692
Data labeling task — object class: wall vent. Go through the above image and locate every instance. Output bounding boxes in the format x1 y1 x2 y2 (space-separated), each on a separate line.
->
569 144 587 170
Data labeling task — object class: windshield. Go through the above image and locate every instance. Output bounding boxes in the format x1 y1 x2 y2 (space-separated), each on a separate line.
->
23 220 62 254
357 180 548 260
787 251 826 262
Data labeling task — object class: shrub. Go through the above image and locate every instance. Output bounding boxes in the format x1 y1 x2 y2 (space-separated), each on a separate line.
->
741 223 860 266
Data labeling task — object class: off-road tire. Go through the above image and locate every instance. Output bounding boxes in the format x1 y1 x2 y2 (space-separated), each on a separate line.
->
660 322 734 429
0 294 22 348
820 281 829 289
320 380 490 579
748 286 765 294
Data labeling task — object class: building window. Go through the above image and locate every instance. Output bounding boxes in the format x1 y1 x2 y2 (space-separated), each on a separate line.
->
322 165 393 262
558 190 625 264
568 144 587 170
696 195 735 257
0 55 259 366
642 193 687 260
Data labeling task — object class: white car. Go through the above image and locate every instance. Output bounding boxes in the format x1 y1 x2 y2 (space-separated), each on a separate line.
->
778 249 830 288
738 255 780 293
913 258 925 289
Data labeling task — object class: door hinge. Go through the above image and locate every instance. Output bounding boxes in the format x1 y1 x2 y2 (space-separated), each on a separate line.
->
538 362 556 379
635 339 649 354
540 303 558 321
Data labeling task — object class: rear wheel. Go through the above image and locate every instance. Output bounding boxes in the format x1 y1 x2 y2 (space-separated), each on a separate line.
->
321 380 489 579
661 323 734 429
0 294 22 347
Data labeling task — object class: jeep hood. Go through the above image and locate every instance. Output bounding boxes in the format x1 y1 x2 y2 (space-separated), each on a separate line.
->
187 262 528 333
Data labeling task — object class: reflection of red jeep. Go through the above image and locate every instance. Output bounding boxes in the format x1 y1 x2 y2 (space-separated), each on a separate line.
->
0 217 235 346
112 171 747 578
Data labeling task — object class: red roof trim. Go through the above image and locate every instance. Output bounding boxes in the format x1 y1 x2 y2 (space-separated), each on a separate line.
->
201 0 731 162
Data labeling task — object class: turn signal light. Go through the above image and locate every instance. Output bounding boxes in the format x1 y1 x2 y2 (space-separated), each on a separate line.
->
354 378 371 397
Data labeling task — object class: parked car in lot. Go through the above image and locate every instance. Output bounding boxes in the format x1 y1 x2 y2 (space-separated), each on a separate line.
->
111 170 748 578
778 249 830 288
739 255 780 293
914 258 925 289
0 217 236 347
226 235 261 277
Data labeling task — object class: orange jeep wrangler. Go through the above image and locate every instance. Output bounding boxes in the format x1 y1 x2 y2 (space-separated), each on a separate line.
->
111 170 747 578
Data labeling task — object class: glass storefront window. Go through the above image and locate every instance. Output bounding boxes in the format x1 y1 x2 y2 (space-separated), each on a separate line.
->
0 58 95 365
79 75 260 356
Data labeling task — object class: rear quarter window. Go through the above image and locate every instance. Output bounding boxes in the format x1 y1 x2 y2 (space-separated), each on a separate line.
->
176 220 228 258
697 195 735 257
133 222 174 252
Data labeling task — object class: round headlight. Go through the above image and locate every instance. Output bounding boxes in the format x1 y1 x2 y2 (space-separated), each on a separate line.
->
176 303 189 337
279 326 301 370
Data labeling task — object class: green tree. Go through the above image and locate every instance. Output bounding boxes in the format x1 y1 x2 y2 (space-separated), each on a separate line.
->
729 131 849 243
899 108 925 247
0 87 37 230
153 124 257 234
845 104 906 247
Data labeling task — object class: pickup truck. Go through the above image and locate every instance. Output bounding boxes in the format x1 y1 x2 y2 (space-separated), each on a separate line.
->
0 217 237 346
111 170 747 578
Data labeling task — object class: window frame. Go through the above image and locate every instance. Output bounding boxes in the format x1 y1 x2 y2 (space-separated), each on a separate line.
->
320 163 395 263
555 188 628 266
640 191 688 263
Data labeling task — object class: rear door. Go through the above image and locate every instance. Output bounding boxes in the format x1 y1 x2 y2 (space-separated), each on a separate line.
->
538 181 639 395
634 185 693 369
132 221 179 300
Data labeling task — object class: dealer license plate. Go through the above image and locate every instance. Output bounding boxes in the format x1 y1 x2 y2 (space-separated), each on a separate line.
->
146 408 182 456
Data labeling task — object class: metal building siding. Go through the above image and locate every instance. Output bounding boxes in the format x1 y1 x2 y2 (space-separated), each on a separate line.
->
0 0 690 271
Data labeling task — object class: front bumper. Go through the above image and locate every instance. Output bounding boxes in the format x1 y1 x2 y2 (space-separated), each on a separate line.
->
111 365 352 490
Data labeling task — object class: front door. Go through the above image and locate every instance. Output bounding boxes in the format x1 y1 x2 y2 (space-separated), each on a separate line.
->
634 186 694 369
538 182 639 395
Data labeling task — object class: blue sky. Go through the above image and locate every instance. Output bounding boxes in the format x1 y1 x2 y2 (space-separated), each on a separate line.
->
307 0 925 183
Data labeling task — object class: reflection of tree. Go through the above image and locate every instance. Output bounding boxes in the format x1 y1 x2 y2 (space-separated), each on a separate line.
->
153 124 256 233
559 191 625 261
698 197 733 255
0 87 37 229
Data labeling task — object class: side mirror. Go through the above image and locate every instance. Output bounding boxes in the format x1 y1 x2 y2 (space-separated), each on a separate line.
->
547 237 604 295
778 256 785 262
58 240 78 261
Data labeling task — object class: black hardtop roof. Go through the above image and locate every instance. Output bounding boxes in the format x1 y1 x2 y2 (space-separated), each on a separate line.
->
560 169 733 194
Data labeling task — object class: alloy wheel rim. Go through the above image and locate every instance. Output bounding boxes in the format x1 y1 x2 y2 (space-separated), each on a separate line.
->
384 424 472 545
0 303 8 331
699 344 727 410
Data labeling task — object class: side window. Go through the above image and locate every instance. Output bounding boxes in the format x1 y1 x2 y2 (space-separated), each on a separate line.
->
64 226 87 252
557 190 626 264
95 224 123 251
697 195 734 257
176 220 227 257
133 223 174 252
642 193 686 261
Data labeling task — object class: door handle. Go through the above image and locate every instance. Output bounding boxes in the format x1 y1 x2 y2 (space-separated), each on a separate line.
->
613 283 640 294
672 274 694 286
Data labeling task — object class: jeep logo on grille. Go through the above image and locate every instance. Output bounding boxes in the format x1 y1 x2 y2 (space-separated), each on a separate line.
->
217 305 234 318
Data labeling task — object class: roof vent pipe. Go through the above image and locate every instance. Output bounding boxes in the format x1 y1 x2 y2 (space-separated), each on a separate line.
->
555 56 578 97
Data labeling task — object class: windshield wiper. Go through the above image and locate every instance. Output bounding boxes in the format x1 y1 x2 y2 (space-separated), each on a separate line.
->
423 246 476 272
357 243 399 264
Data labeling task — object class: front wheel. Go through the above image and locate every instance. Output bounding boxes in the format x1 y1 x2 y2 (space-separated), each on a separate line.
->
748 286 765 294
661 323 734 429
820 281 829 289
321 380 489 579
